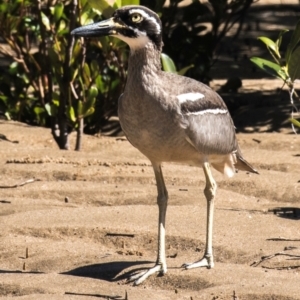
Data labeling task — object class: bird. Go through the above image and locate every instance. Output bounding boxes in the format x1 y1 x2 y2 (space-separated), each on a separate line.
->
71 5 258 286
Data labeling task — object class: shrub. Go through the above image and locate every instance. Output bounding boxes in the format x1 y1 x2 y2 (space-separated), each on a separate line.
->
0 0 254 149
250 19 300 130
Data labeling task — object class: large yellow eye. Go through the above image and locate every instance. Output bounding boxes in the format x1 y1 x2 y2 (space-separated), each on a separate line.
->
131 13 142 23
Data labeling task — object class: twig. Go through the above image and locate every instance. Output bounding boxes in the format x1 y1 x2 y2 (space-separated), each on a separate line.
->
65 292 123 299
251 252 300 267
0 178 39 189
267 237 300 242
106 233 135 238
232 290 238 300
262 265 300 270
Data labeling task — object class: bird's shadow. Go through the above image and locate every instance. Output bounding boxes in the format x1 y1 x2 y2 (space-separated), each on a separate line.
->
271 207 300 220
61 260 153 282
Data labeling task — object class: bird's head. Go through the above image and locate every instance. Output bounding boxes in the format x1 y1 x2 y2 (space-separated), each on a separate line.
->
71 5 163 51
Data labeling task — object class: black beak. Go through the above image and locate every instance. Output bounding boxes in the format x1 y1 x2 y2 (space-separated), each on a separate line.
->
71 17 119 37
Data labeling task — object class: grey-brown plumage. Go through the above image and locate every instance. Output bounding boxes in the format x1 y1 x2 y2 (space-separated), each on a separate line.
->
72 5 258 285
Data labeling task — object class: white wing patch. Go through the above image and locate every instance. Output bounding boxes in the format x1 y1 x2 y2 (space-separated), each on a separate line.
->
177 92 205 104
185 108 228 116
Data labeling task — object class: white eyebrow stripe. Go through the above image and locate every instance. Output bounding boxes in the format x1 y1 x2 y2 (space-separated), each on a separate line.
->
129 8 161 33
184 108 228 116
177 92 205 104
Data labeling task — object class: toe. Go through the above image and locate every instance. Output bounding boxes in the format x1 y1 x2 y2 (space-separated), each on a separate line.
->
182 255 214 270
127 264 167 285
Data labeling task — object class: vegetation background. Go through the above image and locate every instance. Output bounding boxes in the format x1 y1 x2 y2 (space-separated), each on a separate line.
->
0 0 299 150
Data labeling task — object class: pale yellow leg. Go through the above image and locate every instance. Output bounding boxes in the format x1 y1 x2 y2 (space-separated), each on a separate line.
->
129 162 168 285
183 161 216 269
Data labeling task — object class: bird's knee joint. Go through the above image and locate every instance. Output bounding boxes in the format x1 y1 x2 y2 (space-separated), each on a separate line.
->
204 183 217 201
157 193 168 206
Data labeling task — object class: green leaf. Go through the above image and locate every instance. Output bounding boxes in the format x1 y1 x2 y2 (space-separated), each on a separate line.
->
114 0 122 8
83 63 91 86
4 112 11 120
41 12 51 31
290 118 300 127
48 47 61 66
9 61 18 75
276 29 289 51
250 57 288 81
287 46 300 81
72 69 79 82
99 36 110 53
161 53 177 73
67 106 76 122
0 95 8 104
80 0 88 7
54 3 64 22
88 85 98 99
285 19 300 64
80 11 91 25
110 78 120 90
20 73 29 84
88 0 114 18
45 103 52 116
77 100 83 116
57 20 66 34
90 60 99 77
45 102 58 116
258 36 279 57
81 86 98 116
95 74 107 93
122 0 139 5
72 40 82 61
0 3 8 13
83 107 95 117
88 0 109 12
34 106 45 115
178 64 194 76
82 99 96 117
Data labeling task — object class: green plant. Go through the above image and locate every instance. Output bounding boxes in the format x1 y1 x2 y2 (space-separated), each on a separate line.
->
142 0 254 82
0 0 97 149
0 0 137 150
0 0 254 149
250 19 300 130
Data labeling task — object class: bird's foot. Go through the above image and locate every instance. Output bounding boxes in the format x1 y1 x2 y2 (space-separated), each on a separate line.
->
182 254 214 270
127 263 167 286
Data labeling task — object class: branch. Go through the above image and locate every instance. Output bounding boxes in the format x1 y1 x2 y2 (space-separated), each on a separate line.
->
36 0 51 106
0 178 40 189
251 252 300 267
267 237 300 242
262 265 300 270
106 233 135 238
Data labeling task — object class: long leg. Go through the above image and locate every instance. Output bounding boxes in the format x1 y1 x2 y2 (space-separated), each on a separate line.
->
183 161 216 269
129 162 168 285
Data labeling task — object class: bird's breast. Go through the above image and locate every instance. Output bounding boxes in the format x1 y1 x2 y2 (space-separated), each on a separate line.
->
118 93 198 162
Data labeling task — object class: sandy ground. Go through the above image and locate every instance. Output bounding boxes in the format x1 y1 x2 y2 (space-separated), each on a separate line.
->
0 118 299 300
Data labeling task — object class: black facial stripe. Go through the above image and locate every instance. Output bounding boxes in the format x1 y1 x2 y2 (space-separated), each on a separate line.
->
118 27 139 38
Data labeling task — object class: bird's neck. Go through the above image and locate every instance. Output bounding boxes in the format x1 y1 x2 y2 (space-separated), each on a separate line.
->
127 42 162 86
